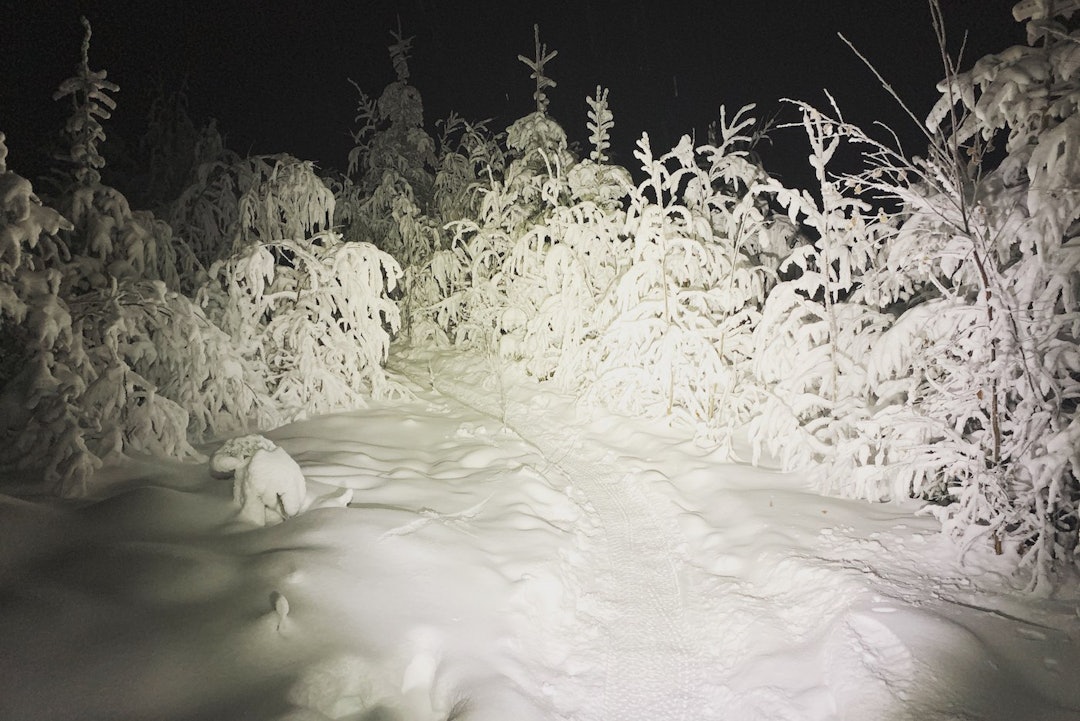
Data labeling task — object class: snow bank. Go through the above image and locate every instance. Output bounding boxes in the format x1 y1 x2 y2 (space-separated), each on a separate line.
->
1 349 1078 721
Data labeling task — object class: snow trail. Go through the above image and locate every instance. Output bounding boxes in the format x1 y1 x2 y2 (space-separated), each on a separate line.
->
394 354 713 721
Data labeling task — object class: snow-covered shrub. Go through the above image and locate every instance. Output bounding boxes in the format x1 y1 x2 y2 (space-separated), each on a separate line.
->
424 79 791 452
237 156 335 245
60 181 195 292
872 3 1080 590
210 434 307 526
170 152 332 269
748 1 1080 590
747 100 895 488
397 116 505 344
433 134 576 354
409 31 793 453
490 144 628 381
202 231 405 419
581 115 789 449
453 99 789 448
431 114 502 225
5 274 274 495
84 280 278 442
1 282 214 497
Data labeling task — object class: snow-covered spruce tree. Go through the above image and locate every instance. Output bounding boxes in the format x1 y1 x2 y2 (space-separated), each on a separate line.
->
132 82 218 213
0 133 72 339
50 17 117 192
1 130 217 495
50 18 195 294
333 26 468 344
337 27 439 265
0 132 88 490
0 21 208 494
2 24 294 496
426 25 581 353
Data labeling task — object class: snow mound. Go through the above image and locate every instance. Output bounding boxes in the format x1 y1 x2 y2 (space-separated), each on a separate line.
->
210 434 307 526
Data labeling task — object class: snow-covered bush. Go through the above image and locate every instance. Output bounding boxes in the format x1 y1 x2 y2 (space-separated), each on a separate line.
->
405 27 794 453
746 1 1080 590
202 231 405 419
83 280 278 442
210 434 307 526
60 181 195 292
747 100 895 487
421 41 791 451
398 115 504 344
873 2 1080 590
0 226 205 497
171 152 334 269
3 271 274 495
581 112 789 449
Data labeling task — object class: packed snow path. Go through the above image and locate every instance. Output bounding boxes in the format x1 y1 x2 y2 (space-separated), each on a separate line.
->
396 358 712 721
393 350 1080 721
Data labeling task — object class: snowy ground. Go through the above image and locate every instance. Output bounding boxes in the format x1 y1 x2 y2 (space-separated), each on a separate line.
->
2 348 1079 721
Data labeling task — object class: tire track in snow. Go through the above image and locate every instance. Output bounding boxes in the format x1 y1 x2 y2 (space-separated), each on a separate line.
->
401 361 708 721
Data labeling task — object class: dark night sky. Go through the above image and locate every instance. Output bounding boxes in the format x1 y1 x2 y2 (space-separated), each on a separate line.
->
1 1 1024 190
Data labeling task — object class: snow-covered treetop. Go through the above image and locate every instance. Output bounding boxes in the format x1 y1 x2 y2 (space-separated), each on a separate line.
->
389 25 414 82
518 25 558 114
506 112 568 156
52 17 119 187
586 86 614 164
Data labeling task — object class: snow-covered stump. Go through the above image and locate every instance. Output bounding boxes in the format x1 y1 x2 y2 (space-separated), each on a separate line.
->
210 434 307 526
